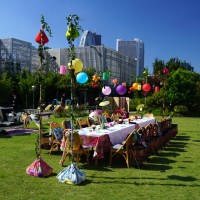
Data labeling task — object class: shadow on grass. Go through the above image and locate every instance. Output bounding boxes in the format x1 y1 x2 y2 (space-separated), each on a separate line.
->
174 135 190 141
192 140 200 142
86 174 200 187
167 175 197 182
0 135 12 138
139 163 173 171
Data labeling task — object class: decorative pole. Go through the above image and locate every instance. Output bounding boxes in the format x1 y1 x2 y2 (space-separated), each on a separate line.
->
57 14 86 185
26 15 53 177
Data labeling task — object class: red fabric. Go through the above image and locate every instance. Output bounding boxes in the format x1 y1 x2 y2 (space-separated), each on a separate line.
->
35 30 49 45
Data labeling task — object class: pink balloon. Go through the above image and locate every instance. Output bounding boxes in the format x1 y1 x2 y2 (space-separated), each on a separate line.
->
102 86 111 95
116 85 127 95
60 65 66 75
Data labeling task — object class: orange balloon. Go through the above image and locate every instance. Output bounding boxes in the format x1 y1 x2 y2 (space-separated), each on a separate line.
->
132 82 138 90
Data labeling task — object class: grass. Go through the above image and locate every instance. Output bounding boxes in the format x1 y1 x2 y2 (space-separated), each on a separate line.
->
0 116 200 200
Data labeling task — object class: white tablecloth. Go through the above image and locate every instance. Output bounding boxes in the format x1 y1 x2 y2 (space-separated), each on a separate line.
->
78 117 156 145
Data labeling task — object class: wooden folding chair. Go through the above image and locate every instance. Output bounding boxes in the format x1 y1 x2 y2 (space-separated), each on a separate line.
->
49 122 63 154
62 120 72 130
77 118 90 128
59 131 90 166
109 131 134 168
131 127 148 167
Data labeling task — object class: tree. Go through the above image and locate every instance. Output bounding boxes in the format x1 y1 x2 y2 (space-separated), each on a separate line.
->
0 72 14 105
153 58 165 75
165 68 200 113
166 57 192 72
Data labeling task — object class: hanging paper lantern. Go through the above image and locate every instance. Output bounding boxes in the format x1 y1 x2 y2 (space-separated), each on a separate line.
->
92 74 100 83
102 72 109 81
116 85 127 95
122 82 126 86
102 86 111 95
68 58 83 73
155 86 159 92
137 84 142 90
76 72 88 84
132 82 139 90
163 67 169 75
35 31 49 45
143 68 148 76
112 79 118 85
60 65 67 75
66 25 80 40
142 83 151 92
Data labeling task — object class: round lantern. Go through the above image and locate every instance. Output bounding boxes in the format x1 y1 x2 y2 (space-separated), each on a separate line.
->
137 84 142 90
102 72 109 81
116 85 127 95
142 83 151 92
132 82 138 90
143 68 148 76
163 67 169 75
155 86 159 92
60 65 66 75
68 58 83 73
112 79 118 85
102 86 111 96
76 72 88 84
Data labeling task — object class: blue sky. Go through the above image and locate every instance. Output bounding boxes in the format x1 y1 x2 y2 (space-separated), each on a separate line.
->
0 0 200 73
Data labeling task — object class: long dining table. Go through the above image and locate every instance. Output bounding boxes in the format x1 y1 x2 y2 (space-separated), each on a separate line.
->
77 117 156 159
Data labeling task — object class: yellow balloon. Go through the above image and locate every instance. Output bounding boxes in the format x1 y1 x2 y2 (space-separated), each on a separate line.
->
68 58 83 73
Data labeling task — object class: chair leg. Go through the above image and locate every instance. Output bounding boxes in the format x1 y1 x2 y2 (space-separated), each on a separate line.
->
131 149 140 169
109 151 112 166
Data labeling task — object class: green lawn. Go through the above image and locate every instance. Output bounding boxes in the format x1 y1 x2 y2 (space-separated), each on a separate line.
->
0 117 200 200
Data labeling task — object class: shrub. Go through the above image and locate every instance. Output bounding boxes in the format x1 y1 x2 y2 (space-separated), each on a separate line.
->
174 105 188 115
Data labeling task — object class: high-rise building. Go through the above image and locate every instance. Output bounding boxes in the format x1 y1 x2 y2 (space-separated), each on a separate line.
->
47 45 135 85
0 38 39 74
79 30 101 47
116 38 144 77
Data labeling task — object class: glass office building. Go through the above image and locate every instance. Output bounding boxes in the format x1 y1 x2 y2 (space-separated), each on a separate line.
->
116 38 144 77
0 38 39 74
79 30 101 47
47 45 135 85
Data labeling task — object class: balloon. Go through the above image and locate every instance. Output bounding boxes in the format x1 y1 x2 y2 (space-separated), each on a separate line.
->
102 86 111 95
60 65 66 75
76 72 88 84
142 83 151 92
68 58 83 73
163 67 169 75
155 86 159 92
132 82 138 90
116 85 127 95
